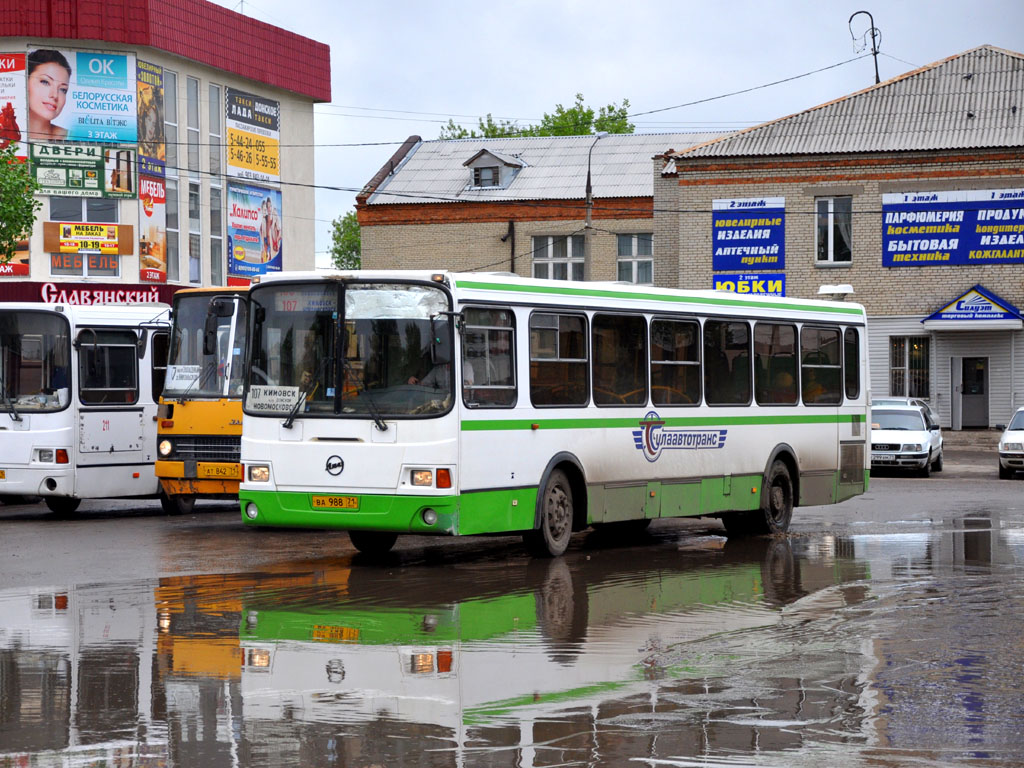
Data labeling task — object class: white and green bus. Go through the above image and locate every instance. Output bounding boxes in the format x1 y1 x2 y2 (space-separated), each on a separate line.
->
238 271 869 556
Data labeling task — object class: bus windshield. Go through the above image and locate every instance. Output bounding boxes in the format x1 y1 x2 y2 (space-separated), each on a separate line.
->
164 293 248 398
246 281 452 418
0 310 71 412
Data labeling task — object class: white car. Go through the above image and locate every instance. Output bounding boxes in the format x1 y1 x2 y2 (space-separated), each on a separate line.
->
998 407 1024 479
870 404 943 477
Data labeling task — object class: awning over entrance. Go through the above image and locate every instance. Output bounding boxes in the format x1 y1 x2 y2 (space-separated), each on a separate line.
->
922 284 1024 330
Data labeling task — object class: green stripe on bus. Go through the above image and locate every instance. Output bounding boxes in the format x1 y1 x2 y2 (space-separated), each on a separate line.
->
453 279 864 316
462 413 867 431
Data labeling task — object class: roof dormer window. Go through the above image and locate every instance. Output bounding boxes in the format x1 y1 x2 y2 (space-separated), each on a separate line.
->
474 166 500 187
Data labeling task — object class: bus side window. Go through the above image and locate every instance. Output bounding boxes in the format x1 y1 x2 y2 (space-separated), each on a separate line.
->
651 318 700 406
529 312 587 407
593 313 647 406
801 326 842 405
844 327 860 400
78 330 139 405
754 322 798 405
704 320 751 406
461 307 516 408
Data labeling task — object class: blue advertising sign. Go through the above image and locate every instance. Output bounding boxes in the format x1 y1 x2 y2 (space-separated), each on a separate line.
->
923 285 1024 323
712 197 785 271
712 273 785 296
227 182 283 277
882 189 1024 267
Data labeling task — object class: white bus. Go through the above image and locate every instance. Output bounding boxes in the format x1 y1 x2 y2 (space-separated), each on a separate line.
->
0 302 170 514
238 271 869 555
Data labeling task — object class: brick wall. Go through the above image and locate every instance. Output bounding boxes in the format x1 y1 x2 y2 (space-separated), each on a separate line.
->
657 149 1024 315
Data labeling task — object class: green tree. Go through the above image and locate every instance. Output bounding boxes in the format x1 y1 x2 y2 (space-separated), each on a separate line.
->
0 144 41 264
330 209 361 269
439 94 634 139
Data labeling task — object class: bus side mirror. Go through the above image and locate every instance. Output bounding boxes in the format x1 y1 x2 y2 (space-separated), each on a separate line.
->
203 313 219 356
430 317 451 365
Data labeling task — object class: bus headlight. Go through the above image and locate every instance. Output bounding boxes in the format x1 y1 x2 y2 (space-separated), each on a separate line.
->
411 470 433 487
248 465 270 482
37 449 54 463
158 439 173 457
247 648 271 668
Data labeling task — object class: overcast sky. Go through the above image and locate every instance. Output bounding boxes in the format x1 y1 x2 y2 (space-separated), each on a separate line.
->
211 0 1024 266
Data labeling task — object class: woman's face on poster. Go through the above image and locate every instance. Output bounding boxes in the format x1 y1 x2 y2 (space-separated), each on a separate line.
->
28 62 70 123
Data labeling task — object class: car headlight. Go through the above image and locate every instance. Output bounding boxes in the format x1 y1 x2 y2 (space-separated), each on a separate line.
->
1003 442 1023 451
248 465 270 482
903 444 923 452
158 439 173 457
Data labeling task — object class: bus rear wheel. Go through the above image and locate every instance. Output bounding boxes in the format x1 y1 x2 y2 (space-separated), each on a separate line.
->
722 460 793 537
523 468 573 558
349 530 398 556
44 497 81 516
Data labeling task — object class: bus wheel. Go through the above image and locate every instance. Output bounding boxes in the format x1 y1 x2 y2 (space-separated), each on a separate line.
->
722 460 793 537
44 497 81 516
161 495 196 515
349 530 398 556
523 469 573 558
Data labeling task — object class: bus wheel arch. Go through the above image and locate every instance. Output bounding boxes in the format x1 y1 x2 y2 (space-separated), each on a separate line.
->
524 454 587 558
721 445 797 537
765 444 799 510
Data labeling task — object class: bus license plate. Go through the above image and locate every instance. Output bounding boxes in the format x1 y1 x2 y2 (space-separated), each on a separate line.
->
198 463 242 480
312 624 360 643
873 453 895 462
312 495 359 510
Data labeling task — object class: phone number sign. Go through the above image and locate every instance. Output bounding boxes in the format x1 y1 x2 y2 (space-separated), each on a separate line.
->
225 87 280 183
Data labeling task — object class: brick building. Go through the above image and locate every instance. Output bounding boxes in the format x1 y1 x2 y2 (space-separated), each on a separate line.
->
357 132 724 283
1 0 329 304
658 45 1024 430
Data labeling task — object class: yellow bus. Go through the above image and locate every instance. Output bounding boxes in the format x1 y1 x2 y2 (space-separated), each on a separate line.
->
156 286 248 514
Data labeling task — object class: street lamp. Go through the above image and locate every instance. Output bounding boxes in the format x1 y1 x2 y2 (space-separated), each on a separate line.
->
583 131 608 281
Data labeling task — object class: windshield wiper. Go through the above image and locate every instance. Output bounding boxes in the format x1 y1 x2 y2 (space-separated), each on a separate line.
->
283 355 332 430
341 355 387 432
1 387 22 422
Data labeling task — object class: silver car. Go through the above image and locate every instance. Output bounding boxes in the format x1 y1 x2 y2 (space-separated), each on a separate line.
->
998 407 1024 479
871 404 943 477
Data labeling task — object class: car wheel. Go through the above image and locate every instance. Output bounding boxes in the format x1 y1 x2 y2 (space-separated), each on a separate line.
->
999 463 1013 479
919 457 931 478
932 451 943 472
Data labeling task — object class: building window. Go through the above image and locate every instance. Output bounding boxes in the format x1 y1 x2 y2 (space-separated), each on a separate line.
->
210 185 223 285
164 70 178 177
532 235 584 281
890 336 929 398
186 76 199 176
208 83 222 176
617 233 653 284
49 198 120 277
473 166 499 187
188 181 201 283
166 179 179 282
816 196 852 263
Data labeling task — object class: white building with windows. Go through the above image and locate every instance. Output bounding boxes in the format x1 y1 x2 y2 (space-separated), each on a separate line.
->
1 0 329 305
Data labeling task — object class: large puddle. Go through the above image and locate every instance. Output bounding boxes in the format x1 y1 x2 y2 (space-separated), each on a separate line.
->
2 517 1023 766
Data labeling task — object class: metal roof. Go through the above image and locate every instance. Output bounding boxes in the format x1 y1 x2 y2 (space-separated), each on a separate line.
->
670 45 1024 160
366 132 727 205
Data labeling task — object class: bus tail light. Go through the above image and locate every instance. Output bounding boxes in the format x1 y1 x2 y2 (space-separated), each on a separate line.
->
437 649 453 673
56 449 69 464
436 469 452 488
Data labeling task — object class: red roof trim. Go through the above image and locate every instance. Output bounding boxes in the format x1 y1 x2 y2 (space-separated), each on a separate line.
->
1 0 331 102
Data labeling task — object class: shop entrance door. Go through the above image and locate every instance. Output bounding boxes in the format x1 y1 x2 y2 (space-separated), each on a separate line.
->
961 357 989 428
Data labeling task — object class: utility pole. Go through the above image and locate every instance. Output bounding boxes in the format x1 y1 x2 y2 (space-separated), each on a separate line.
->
583 131 607 281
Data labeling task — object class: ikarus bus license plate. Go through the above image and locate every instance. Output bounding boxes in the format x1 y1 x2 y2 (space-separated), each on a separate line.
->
311 495 359 510
198 463 242 480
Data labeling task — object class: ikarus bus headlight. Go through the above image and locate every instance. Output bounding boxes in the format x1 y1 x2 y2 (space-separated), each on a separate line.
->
248 465 270 483
158 439 173 457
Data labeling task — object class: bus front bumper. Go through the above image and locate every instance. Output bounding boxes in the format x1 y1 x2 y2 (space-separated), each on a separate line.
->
156 460 242 497
238 489 458 534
